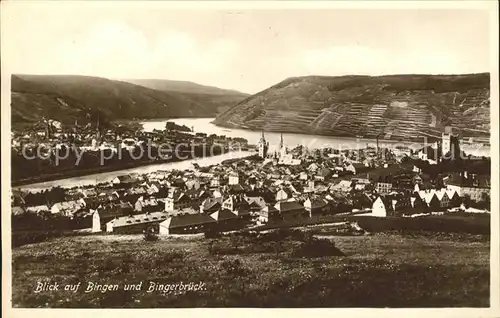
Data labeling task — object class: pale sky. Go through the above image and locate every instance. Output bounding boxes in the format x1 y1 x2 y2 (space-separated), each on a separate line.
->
2 2 492 94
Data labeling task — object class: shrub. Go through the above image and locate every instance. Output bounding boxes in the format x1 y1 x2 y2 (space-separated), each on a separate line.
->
143 226 159 242
221 259 246 275
204 230 222 239
292 237 345 258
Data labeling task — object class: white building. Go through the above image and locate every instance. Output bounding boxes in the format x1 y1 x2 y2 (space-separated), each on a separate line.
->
371 197 388 217
228 171 241 185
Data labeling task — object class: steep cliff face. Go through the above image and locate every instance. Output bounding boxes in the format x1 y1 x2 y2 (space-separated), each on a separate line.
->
214 74 490 141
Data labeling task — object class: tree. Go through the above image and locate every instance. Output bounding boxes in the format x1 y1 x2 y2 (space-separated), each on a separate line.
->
480 192 490 210
462 194 472 208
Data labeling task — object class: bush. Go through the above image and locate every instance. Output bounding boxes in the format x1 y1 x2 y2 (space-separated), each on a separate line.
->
204 230 222 239
143 226 159 242
221 259 246 275
292 237 345 258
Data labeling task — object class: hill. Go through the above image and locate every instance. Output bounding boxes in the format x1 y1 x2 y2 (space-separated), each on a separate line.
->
124 79 249 115
213 73 490 141
12 224 489 307
124 79 246 96
11 75 246 126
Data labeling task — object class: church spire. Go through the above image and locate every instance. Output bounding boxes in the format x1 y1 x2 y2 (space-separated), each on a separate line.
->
279 133 284 149
258 130 268 159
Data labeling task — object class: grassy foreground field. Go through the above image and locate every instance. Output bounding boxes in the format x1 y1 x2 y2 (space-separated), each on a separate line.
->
12 228 490 308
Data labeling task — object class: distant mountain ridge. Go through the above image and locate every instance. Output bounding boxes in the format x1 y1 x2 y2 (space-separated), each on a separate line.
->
11 74 248 126
124 79 247 96
124 79 249 116
214 73 490 141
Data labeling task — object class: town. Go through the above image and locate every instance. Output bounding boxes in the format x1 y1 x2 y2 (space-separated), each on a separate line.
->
11 124 491 243
11 117 249 185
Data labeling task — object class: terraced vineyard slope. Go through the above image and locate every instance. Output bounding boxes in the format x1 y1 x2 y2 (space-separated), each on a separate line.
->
214 74 490 142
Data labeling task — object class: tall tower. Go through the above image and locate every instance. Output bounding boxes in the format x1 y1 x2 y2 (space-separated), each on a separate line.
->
258 131 269 158
441 126 452 157
279 133 287 159
449 134 462 161
95 116 101 144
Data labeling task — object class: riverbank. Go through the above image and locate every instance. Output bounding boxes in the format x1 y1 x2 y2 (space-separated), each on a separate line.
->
12 155 192 187
14 150 255 191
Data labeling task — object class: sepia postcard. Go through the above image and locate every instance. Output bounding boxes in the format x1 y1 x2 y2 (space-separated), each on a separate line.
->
1 1 499 317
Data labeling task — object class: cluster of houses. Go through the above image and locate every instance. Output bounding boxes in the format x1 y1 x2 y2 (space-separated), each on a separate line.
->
12 135 491 236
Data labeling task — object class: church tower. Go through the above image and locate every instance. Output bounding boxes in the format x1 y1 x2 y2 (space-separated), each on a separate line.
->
258 131 269 158
93 116 101 151
279 133 287 159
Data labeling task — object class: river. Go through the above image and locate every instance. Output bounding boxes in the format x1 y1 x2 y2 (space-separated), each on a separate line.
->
16 117 490 191
15 150 253 192
144 118 490 156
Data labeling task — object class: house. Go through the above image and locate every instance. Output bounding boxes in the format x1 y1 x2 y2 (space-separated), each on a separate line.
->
303 197 329 217
105 211 169 234
307 163 320 172
274 201 306 220
276 187 293 202
200 197 223 213
227 184 246 194
427 193 442 211
50 200 85 216
222 195 250 215
345 163 370 175
165 190 191 211
145 181 162 195
134 196 159 213
352 193 374 210
371 196 392 217
112 174 137 185
376 182 393 194
416 145 439 165
168 178 186 189
257 205 280 223
78 188 98 198
185 179 201 191
244 196 267 214
11 206 26 216
210 175 224 188
26 205 50 214
330 180 353 193
188 188 212 207
315 167 332 181
435 190 451 209
159 213 217 235
92 201 135 232
166 207 199 216
228 171 242 185
354 183 368 191
209 208 249 230
444 172 490 202
446 188 462 207
289 182 304 195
